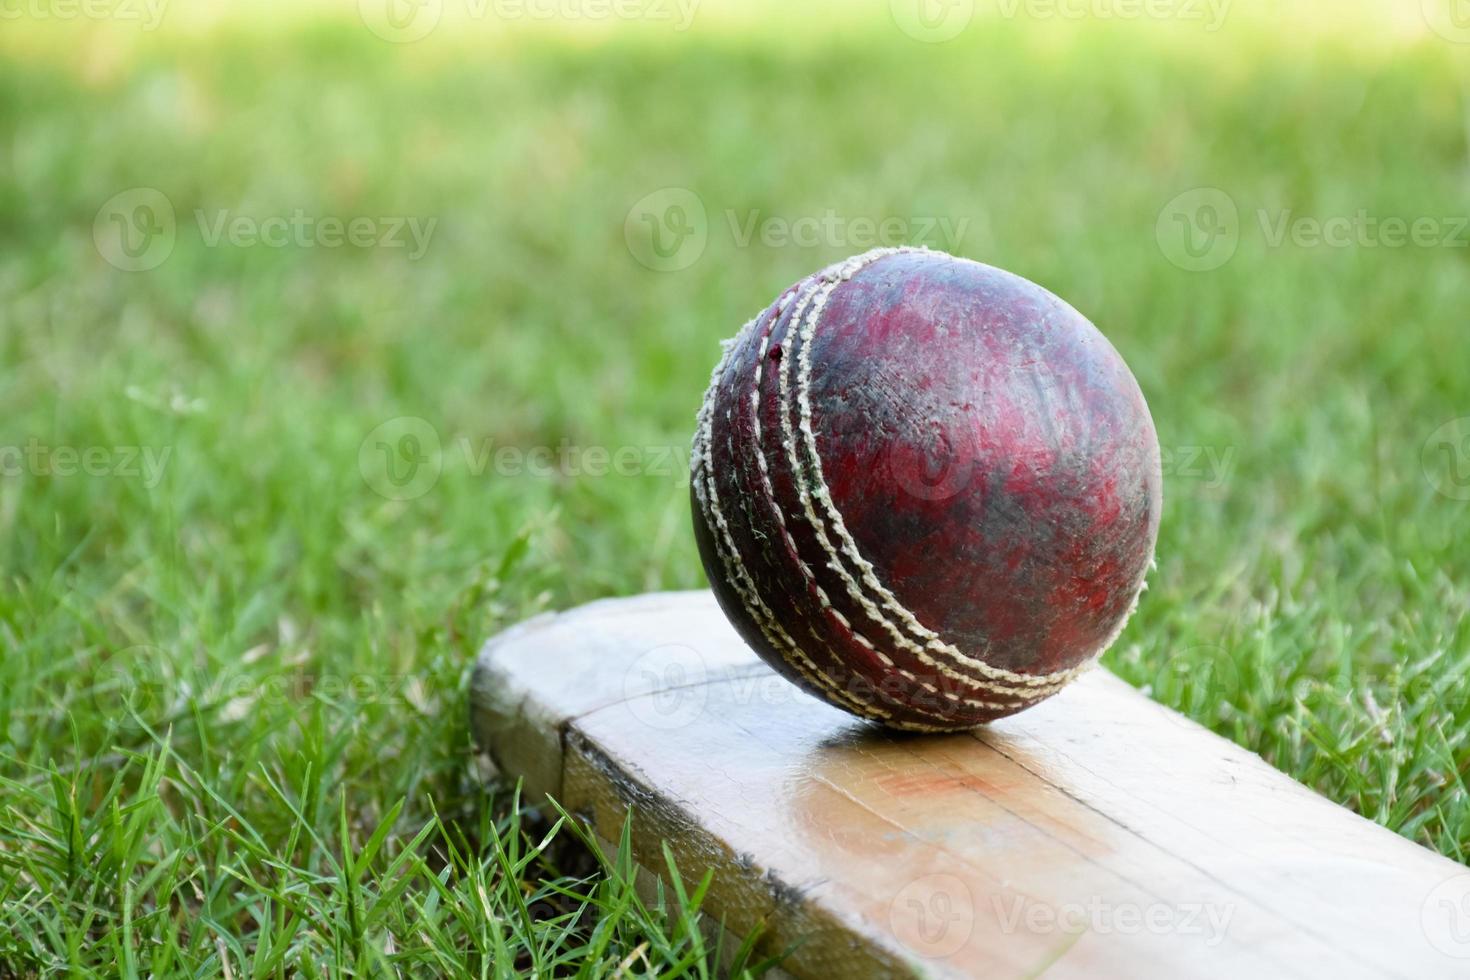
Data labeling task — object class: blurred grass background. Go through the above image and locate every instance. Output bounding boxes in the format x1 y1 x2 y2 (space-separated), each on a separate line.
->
2 0 1469 973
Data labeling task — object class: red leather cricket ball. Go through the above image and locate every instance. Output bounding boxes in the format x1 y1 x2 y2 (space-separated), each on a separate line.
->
690 248 1161 731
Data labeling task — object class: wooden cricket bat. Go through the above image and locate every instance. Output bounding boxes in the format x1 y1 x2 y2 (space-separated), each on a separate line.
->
470 591 1468 979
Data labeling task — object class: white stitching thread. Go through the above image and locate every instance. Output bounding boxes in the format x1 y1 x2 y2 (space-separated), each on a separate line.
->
692 309 901 722
764 262 1032 714
747 279 1006 718
789 247 1128 693
775 252 1047 700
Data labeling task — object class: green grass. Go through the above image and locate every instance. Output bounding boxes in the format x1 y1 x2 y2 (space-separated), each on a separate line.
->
2 1 1469 974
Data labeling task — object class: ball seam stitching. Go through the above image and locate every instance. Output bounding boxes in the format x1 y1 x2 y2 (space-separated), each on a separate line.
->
793 247 1097 692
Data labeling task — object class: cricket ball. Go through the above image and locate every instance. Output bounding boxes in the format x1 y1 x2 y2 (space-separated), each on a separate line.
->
690 247 1161 731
